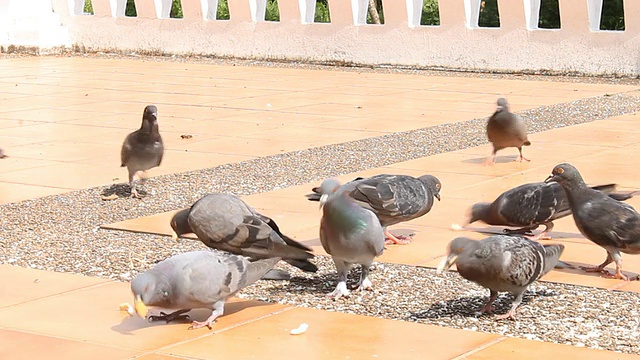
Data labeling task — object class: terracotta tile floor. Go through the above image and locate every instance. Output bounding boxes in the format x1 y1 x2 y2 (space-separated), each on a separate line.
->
1 56 640 358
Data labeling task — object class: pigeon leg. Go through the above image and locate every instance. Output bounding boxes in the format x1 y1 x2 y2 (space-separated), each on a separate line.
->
148 309 191 324
611 252 629 281
356 263 374 291
495 292 523 320
128 168 142 198
483 152 496 166
517 147 530 162
384 229 411 245
328 259 351 299
189 301 224 330
580 253 614 275
477 290 498 315
529 222 554 241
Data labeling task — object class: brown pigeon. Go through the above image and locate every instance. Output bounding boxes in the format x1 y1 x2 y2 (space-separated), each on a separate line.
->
485 98 530 165
120 105 164 198
546 163 640 280
437 236 564 320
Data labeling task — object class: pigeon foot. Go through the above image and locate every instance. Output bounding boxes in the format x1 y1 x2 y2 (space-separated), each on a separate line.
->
188 320 215 330
495 311 517 320
384 231 411 245
328 281 350 299
148 310 190 324
356 277 374 291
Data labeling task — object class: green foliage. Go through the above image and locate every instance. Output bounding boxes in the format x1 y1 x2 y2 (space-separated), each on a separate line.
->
538 0 560 29
125 0 137 17
478 0 500 27
83 0 94 15
421 0 440 26
170 0 183 18
600 0 625 30
314 0 330 23
217 0 230 20
265 0 280 21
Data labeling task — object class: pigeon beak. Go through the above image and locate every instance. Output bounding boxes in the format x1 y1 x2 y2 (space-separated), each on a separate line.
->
435 193 441 201
436 254 457 274
544 175 556 184
171 230 180 242
319 194 329 209
134 295 148 318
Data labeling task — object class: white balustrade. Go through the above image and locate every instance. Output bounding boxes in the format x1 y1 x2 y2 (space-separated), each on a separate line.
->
0 0 638 75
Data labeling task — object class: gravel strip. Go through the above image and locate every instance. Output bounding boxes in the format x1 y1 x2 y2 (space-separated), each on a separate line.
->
1 70 640 353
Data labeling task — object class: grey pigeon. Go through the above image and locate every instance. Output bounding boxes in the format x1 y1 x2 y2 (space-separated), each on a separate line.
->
437 235 564 319
170 193 317 273
318 178 385 299
131 250 277 330
307 174 441 244
546 163 640 280
120 105 164 198
467 182 637 240
485 98 530 165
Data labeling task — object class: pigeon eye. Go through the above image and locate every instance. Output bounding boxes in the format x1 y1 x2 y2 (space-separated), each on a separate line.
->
163 291 169 297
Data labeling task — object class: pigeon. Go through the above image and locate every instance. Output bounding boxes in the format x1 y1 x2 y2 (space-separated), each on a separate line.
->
318 178 385 299
170 193 317 273
437 235 564 319
546 163 640 280
485 98 530 165
467 182 637 240
307 174 441 245
131 250 278 330
120 105 164 198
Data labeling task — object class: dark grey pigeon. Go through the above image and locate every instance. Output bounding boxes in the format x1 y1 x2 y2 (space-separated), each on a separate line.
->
547 163 640 280
307 174 441 245
131 250 277 330
437 235 564 320
170 193 317 273
120 105 164 198
318 178 385 299
485 98 531 165
467 182 637 240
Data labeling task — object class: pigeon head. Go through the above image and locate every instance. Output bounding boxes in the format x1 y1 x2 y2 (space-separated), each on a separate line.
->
169 208 192 242
496 97 509 111
318 178 342 208
140 105 159 134
419 175 442 201
545 163 585 188
143 105 158 121
130 271 172 318
469 202 491 224
437 237 475 274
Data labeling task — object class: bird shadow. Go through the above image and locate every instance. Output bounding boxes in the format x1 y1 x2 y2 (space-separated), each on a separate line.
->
549 260 640 280
409 290 555 320
464 225 583 240
101 184 147 199
110 300 271 334
463 155 520 164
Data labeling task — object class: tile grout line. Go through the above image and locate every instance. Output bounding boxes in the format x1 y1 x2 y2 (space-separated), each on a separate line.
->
131 306 297 359
449 336 509 360
0 278 115 310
